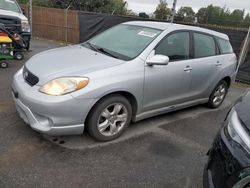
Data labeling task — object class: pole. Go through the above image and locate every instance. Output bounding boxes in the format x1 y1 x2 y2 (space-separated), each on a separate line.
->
170 0 177 23
65 5 71 45
236 26 250 80
29 0 32 36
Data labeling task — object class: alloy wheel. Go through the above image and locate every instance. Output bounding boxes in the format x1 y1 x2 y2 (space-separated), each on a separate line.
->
97 103 128 137
213 84 226 106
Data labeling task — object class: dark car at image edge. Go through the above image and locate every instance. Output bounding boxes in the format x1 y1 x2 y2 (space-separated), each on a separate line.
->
204 88 250 188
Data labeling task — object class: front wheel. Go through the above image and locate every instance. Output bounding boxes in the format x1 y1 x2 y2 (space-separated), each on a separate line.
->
207 81 228 108
86 95 132 142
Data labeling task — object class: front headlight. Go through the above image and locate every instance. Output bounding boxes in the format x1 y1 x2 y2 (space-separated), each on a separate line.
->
227 108 250 154
21 20 30 32
40 77 89 96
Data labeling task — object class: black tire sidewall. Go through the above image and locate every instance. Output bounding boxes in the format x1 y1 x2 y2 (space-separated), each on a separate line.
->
86 95 132 142
14 52 24 60
208 81 228 108
0 61 9 68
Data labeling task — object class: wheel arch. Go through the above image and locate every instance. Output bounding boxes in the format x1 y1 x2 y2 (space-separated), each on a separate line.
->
85 91 139 127
222 76 231 88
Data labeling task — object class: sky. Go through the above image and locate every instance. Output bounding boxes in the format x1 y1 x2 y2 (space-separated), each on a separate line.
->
126 0 250 14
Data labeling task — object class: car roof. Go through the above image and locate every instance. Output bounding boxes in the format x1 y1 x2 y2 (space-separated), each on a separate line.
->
123 21 229 40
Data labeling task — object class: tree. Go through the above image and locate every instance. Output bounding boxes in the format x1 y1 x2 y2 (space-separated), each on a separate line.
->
17 0 131 15
154 0 171 20
17 0 52 6
100 0 132 15
230 9 245 26
219 7 231 26
244 13 250 27
206 5 223 24
139 12 149 19
176 7 195 22
196 7 208 24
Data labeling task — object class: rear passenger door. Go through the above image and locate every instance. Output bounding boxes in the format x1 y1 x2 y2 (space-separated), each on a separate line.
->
188 32 222 99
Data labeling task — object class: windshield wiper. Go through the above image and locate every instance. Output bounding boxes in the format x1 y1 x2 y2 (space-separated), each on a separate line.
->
96 47 118 59
84 42 118 59
85 42 98 52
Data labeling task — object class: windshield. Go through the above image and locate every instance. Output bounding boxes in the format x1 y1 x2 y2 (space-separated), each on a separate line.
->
87 24 162 60
0 0 20 13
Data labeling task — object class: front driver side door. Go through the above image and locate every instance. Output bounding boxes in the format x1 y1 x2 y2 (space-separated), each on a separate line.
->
143 31 193 112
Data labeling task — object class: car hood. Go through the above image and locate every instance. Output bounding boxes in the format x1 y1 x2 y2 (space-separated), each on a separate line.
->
25 45 124 85
235 89 250 130
0 9 27 20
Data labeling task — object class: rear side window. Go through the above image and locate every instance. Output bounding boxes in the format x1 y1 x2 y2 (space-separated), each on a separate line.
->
194 33 216 58
217 38 233 54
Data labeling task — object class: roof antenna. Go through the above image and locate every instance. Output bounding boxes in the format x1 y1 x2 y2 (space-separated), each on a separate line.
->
170 0 177 24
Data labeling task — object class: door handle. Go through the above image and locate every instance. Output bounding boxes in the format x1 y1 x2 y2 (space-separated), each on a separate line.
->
184 66 192 72
216 61 222 67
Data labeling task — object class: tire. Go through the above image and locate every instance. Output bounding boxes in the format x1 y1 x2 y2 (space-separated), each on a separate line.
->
0 61 9 68
86 94 132 142
207 80 228 108
14 52 24 60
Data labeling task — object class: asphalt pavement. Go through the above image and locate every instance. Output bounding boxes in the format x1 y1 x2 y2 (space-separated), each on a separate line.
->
0 39 248 188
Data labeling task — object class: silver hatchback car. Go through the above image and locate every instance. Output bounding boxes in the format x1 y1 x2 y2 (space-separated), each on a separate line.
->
12 21 237 141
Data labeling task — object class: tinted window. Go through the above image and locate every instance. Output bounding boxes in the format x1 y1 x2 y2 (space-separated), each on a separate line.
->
155 32 190 61
217 38 233 54
194 33 216 58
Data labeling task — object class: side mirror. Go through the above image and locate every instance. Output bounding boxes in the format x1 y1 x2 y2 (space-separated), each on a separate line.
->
146 54 169 66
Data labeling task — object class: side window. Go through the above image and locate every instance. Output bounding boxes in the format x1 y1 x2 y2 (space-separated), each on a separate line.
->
217 38 233 54
155 32 190 61
194 33 216 58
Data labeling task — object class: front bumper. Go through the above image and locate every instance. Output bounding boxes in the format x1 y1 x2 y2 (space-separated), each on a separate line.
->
12 69 97 136
20 32 31 44
204 126 250 188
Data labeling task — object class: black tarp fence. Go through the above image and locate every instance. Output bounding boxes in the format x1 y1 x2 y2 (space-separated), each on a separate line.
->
79 12 250 83
79 12 153 42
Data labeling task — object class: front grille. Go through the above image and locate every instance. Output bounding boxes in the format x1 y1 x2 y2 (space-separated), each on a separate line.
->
23 67 39 86
0 16 22 33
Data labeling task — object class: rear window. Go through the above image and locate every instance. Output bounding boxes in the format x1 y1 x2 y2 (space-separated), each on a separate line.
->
217 38 233 54
194 33 216 58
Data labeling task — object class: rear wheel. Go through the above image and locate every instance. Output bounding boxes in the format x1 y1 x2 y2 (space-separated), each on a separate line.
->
0 61 9 68
207 81 228 108
86 95 132 142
